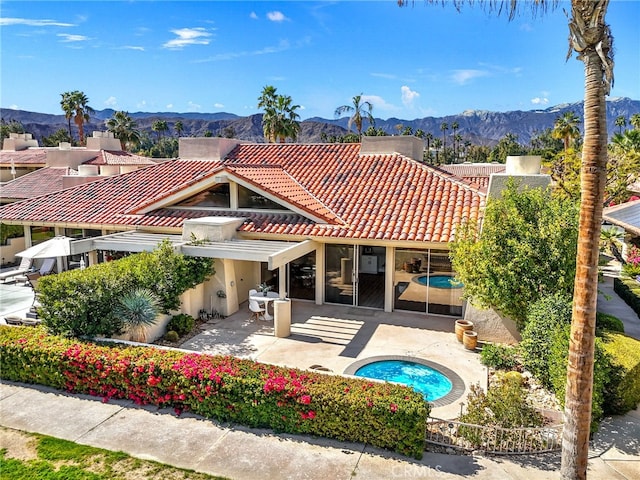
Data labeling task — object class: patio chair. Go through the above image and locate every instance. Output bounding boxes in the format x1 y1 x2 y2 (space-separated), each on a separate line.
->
38 258 56 276
0 257 33 283
248 299 266 322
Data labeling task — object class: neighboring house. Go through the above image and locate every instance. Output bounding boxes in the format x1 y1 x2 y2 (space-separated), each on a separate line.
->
436 163 506 190
603 199 640 240
0 136 548 323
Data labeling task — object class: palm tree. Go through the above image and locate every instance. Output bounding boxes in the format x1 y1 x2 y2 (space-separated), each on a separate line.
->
399 2 615 478
614 115 627 134
257 86 300 143
152 120 169 141
114 288 160 343
174 120 184 138
424 132 434 163
60 90 94 145
600 226 625 264
440 122 449 162
630 113 640 130
552 111 581 152
105 111 141 151
432 137 442 164
451 121 460 160
335 94 374 138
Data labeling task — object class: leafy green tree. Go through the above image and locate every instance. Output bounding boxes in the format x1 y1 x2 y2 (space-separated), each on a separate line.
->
114 288 160 342
488 133 526 162
42 128 73 147
0 119 25 141
548 148 581 200
530 127 564 160
335 94 374 138
60 90 94 145
630 113 640 130
106 111 141 151
450 181 579 328
607 129 640 204
553 111 582 152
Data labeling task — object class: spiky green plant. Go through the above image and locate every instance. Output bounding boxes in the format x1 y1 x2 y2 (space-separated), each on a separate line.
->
114 288 160 343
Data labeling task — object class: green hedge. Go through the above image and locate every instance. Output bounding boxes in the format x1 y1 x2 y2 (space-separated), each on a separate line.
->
601 332 640 414
0 327 429 458
37 240 213 338
614 277 640 317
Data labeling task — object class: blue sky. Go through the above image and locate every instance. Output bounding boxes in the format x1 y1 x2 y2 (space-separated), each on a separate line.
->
1 1 639 121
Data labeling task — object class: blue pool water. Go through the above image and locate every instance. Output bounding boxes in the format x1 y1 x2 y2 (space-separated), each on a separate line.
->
415 274 462 289
354 360 453 401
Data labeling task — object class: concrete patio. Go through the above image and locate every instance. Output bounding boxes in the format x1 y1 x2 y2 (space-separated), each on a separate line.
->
182 300 486 419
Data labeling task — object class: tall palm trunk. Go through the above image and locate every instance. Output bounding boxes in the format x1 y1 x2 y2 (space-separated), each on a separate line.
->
561 3 611 477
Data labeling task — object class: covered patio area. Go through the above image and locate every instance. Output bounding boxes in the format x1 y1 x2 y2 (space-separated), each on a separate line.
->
181 300 487 419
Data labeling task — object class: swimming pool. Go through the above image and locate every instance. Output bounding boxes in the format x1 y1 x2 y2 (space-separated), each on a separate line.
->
354 359 452 401
413 274 463 289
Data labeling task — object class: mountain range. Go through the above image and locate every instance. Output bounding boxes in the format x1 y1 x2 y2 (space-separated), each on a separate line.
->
2 97 639 146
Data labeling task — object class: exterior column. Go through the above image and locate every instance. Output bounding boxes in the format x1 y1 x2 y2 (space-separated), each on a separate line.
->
278 265 286 298
384 247 394 312
315 245 324 305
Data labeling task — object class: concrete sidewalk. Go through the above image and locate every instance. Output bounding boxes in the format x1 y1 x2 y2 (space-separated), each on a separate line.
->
1 381 638 480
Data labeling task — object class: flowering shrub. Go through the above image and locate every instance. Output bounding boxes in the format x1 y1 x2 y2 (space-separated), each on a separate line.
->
0 327 429 458
622 246 640 277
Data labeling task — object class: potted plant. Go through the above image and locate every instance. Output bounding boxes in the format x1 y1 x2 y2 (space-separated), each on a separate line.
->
257 282 273 296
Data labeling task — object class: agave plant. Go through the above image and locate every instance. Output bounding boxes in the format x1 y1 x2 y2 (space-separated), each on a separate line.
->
114 288 160 343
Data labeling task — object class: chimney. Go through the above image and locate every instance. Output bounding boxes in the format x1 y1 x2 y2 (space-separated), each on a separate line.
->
359 136 423 162
486 155 550 199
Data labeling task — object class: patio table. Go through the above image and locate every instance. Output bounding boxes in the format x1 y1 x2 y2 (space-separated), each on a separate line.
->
249 291 280 320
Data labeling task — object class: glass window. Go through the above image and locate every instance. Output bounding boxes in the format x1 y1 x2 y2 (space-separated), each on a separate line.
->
393 248 462 316
238 185 281 210
176 183 230 208
289 251 315 300
325 244 354 305
30 226 54 245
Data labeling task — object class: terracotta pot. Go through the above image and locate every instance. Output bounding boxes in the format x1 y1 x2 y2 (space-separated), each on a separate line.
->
455 319 474 342
463 330 478 351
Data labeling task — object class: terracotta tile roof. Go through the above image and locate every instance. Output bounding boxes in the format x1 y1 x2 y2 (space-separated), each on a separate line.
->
0 149 48 166
0 167 76 200
226 164 341 223
0 143 486 243
438 163 506 177
85 151 157 166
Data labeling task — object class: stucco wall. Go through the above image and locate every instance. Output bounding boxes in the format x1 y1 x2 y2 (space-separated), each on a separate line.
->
463 301 521 345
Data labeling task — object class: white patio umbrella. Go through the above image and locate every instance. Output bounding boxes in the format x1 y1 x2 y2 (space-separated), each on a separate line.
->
16 236 73 259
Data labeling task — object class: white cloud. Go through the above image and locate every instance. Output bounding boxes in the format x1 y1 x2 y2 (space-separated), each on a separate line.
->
362 95 396 112
137 100 147 109
267 11 287 22
214 103 225 108
187 101 201 111
0 17 75 27
166 104 173 109
104 96 117 107
531 97 549 105
163 27 212 50
122 45 144 51
250 12 259 20
58 33 89 42
195 39 291 63
451 69 489 85
401 86 420 107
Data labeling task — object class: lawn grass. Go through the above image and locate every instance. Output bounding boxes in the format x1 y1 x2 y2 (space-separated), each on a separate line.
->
0 427 229 480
